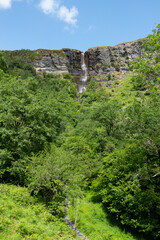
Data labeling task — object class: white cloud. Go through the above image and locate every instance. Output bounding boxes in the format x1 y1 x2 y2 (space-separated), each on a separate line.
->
39 0 78 26
39 0 59 14
0 0 22 9
0 0 79 26
0 0 11 9
58 5 78 25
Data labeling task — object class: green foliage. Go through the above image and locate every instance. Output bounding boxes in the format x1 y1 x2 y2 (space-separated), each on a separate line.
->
130 24 160 90
107 72 112 80
7 57 36 78
0 184 76 239
4 49 41 63
143 23 160 54
0 71 78 184
4 49 40 78
68 193 143 240
1 24 160 240
37 49 66 57
80 80 108 106
78 24 160 239
0 52 8 72
89 100 121 137
93 140 160 238
91 97 160 238
27 145 76 206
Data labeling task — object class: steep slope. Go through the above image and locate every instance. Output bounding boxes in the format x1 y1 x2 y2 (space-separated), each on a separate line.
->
4 38 146 78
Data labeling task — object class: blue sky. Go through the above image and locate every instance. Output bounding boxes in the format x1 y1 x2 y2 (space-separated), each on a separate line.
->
0 0 160 52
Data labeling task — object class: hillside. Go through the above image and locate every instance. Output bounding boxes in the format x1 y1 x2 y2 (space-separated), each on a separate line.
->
0 184 76 239
0 25 160 239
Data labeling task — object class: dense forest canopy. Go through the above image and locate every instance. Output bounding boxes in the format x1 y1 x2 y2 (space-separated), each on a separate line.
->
0 25 160 239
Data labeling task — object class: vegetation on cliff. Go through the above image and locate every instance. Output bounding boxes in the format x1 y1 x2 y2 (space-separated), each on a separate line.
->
0 24 160 239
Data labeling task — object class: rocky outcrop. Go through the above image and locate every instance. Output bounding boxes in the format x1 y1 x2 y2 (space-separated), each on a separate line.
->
32 49 82 76
4 48 82 76
33 38 145 77
4 38 146 78
62 49 82 76
85 38 146 76
33 50 68 74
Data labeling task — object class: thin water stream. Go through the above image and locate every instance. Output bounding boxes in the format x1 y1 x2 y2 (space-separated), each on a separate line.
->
63 185 88 239
81 53 88 82
63 55 89 237
64 196 88 239
74 52 89 94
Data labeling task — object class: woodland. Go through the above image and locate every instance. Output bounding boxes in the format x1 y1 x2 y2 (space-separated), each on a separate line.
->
0 25 160 240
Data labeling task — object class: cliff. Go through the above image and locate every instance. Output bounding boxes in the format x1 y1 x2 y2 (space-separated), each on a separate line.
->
85 38 145 76
4 48 82 76
33 48 82 76
4 38 146 77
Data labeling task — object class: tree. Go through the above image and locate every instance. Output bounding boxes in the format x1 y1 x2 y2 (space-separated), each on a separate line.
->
0 72 69 183
93 141 160 238
90 100 121 137
91 24 160 239
130 24 160 90
0 52 8 72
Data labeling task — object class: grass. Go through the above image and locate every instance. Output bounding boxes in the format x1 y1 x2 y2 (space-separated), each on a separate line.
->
106 75 139 105
90 71 125 81
103 74 160 107
68 193 146 240
37 49 66 57
97 74 146 106
0 184 77 240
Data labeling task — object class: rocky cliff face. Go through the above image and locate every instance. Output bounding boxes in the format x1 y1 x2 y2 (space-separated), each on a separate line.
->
4 38 146 78
62 49 82 76
32 49 82 76
85 38 145 76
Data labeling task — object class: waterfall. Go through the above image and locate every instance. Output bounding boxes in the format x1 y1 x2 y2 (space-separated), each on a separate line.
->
81 53 88 82
78 53 88 93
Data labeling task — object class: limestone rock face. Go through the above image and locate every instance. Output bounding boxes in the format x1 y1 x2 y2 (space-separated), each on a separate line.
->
32 49 82 76
85 38 145 76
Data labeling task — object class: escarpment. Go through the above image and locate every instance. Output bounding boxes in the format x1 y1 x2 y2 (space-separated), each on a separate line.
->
32 48 82 76
85 38 145 76
4 38 146 78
